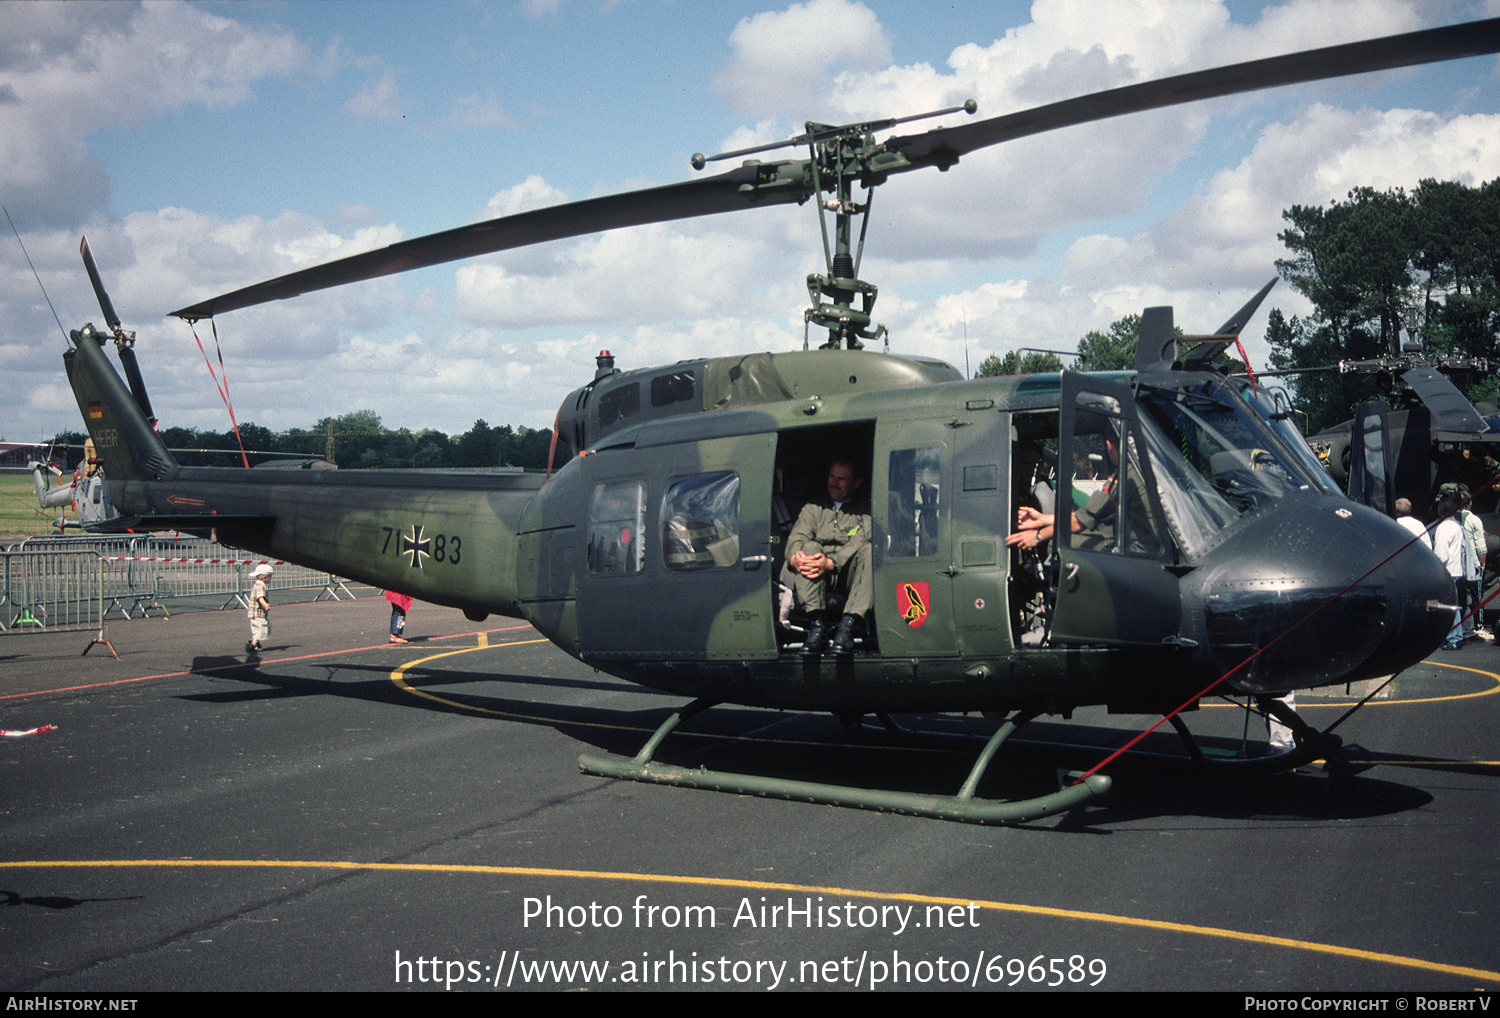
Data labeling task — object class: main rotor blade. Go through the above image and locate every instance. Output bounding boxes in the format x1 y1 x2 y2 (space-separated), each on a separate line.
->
80 236 122 330
172 17 1500 321
884 18 1500 168
170 163 808 320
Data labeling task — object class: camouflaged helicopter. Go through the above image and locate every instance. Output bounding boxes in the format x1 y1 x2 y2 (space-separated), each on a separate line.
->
62 19 1500 823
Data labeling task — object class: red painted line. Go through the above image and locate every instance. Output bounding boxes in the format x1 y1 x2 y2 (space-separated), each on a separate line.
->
0 622 535 701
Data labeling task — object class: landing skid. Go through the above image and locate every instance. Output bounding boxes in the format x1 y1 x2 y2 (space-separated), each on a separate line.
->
577 698 1111 825
1165 696 1342 776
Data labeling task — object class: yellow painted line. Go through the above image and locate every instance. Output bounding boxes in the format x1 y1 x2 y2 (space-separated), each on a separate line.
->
1347 759 1500 768
1416 662 1500 704
388 638 551 714
1205 663 1500 710
1200 664 1500 770
388 638 681 737
2 859 1493 985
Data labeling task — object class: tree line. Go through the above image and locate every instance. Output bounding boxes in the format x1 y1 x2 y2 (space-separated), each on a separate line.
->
1271 178 1499 434
49 411 570 472
973 178 1499 437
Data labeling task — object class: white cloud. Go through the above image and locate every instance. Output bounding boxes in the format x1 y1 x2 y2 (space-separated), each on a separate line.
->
4 0 1494 445
519 0 565 17
801 0 1433 268
481 176 572 219
346 66 403 122
0 2 304 229
1130 104 1500 292
453 218 783 328
336 203 385 226
444 1 1499 390
716 0 892 116
438 91 516 132
273 222 406 268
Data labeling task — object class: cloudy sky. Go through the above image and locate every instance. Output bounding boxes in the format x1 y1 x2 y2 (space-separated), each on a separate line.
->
3 0 1498 443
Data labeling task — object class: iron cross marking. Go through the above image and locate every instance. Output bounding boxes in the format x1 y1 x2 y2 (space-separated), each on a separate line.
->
402 525 432 568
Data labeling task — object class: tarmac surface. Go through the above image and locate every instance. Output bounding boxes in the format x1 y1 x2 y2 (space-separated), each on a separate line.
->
0 595 1496 992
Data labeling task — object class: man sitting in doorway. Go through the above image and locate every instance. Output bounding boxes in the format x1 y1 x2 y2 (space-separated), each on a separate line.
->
786 456 872 656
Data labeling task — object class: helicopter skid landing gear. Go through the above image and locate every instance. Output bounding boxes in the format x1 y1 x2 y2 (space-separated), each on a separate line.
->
1165 700 1342 776
578 698 1111 825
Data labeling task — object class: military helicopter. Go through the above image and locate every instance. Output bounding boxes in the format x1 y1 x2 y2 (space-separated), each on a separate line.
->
1259 322 1500 516
29 441 116 531
60 19 1500 824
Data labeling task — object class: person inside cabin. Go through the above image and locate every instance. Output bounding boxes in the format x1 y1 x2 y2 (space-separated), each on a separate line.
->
1008 426 1160 557
786 456 872 657
1008 440 1055 544
1008 439 1057 645
1006 432 1122 550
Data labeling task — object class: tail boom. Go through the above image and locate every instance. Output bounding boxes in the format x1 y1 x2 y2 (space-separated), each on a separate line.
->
63 327 539 620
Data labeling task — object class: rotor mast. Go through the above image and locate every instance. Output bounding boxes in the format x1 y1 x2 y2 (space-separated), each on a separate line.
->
693 100 977 350
803 122 882 349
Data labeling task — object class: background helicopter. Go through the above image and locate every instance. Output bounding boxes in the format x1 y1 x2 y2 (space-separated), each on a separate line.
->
1259 335 1499 517
58 17 1500 823
28 440 115 531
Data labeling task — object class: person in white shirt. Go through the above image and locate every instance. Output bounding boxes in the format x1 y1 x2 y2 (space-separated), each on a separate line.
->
1394 498 1426 541
1429 496 1470 650
1454 487 1487 641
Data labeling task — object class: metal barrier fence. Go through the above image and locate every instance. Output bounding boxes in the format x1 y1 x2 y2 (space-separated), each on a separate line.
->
0 548 110 654
1 535 353 627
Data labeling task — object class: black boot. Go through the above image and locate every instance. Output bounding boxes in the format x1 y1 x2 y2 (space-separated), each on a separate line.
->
830 613 861 656
801 615 830 657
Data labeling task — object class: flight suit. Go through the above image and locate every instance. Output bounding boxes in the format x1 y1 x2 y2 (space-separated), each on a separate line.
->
786 496 873 615
1072 472 1160 556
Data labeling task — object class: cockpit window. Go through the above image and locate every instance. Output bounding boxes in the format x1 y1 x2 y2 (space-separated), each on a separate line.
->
588 480 644 574
1234 382 1343 497
598 383 640 428
887 446 942 557
1135 380 1327 559
651 371 697 408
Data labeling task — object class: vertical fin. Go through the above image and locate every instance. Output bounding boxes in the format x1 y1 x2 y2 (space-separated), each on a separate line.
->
1214 278 1277 337
1134 306 1176 372
64 329 177 486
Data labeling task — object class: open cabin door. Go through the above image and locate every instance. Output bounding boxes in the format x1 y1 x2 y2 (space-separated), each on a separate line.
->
1348 400 1393 514
1051 373 1180 648
871 411 1015 660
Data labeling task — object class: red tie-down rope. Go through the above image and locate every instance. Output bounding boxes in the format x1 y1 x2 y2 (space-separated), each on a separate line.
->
2 725 55 738
546 409 562 481
189 319 250 468
1074 477 1499 784
1234 337 1258 396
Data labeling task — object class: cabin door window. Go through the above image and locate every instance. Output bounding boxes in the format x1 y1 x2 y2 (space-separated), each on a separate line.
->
588 480 644 575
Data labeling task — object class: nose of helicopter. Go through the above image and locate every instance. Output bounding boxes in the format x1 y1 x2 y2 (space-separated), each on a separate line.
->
1188 498 1456 693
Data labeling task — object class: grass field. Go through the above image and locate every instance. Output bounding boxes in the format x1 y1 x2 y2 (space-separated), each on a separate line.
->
0 472 62 540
